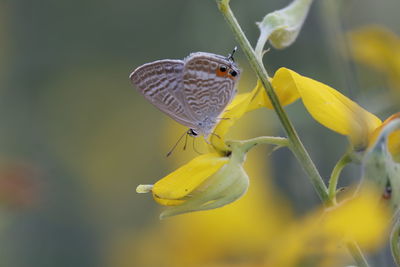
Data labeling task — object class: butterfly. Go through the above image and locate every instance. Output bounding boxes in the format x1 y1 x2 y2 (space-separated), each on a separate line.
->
129 48 240 138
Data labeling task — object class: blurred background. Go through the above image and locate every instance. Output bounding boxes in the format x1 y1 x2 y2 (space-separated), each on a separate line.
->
1 0 400 266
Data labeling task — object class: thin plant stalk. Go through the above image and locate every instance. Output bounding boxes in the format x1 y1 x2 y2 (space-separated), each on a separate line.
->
328 153 352 204
391 219 400 266
226 136 289 153
215 0 370 266
346 241 371 267
216 0 329 204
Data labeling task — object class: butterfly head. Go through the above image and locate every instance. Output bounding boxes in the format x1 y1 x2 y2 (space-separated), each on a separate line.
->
188 129 199 137
214 48 240 81
215 63 239 80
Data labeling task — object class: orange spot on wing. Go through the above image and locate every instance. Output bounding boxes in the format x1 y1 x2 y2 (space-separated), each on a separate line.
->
215 68 228 77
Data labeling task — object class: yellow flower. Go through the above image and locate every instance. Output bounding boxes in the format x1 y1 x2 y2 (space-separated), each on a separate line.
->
137 84 269 218
348 25 400 92
124 180 389 267
271 67 400 158
113 147 292 267
210 80 269 152
267 185 390 266
322 187 389 249
137 65 399 218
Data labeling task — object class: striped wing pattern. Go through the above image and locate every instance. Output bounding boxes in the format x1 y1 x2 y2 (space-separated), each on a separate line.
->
130 60 197 129
182 53 238 125
130 52 240 136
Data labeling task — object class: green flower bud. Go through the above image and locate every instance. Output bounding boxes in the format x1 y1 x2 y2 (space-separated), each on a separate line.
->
360 118 400 211
256 0 313 54
160 149 249 219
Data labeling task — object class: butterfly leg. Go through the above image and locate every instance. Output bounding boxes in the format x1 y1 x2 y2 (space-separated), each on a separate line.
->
192 137 203 155
209 132 221 139
183 132 189 151
166 129 188 157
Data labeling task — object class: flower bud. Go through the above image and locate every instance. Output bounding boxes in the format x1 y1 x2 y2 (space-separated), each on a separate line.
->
257 0 313 51
159 149 249 219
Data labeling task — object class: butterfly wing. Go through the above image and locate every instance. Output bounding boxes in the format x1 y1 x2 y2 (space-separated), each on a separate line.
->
130 59 198 129
182 52 240 126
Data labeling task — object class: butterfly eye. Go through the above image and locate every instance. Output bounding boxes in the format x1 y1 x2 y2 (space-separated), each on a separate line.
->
219 65 227 72
188 129 199 137
229 70 238 77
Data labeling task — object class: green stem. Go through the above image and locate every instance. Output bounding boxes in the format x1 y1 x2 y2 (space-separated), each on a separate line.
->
216 0 329 204
216 1 370 265
391 219 400 266
346 241 371 267
227 136 289 153
328 153 352 204
255 31 269 61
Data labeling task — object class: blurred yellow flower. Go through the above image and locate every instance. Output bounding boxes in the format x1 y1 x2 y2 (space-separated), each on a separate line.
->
125 103 390 266
271 68 400 158
322 187 389 249
114 148 292 267
267 185 390 266
111 101 290 267
136 84 270 218
348 25 400 92
116 177 389 267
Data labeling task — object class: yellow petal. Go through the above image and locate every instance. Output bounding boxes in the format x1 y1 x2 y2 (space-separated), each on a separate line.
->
246 80 269 111
323 187 390 249
272 68 382 148
210 85 262 151
267 74 301 109
153 196 185 206
371 112 400 159
210 76 302 152
349 26 400 77
268 186 389 265
389 129 400 161
159 149 249 218
152 153 228 201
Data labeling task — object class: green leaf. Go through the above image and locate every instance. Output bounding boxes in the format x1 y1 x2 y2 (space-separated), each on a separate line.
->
255 0 313 55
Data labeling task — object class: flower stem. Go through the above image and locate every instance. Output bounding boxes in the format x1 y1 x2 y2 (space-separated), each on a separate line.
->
328 153 352 204
227 136 289 153
216 0 329 204
391 219 400 266
216 1 370 265
346 241 371 267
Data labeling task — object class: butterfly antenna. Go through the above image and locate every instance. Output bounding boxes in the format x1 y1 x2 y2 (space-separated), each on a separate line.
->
227 46 238 62
166 130 188 157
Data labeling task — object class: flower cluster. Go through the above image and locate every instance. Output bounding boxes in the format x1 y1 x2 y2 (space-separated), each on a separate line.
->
134 0 400 265
137 65 400 218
